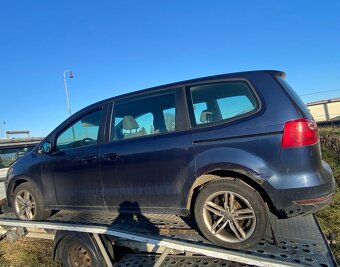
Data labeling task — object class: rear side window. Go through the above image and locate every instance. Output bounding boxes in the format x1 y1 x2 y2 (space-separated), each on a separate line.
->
189 81 258 126
111 89 179 141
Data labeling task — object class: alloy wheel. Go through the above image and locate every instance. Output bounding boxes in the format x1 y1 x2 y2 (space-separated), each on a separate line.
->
14 190 37 220
202 190 256 243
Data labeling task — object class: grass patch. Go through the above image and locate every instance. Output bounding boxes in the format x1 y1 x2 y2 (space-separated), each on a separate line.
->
317 127 340 263
319 125 340 135
0 237 53 267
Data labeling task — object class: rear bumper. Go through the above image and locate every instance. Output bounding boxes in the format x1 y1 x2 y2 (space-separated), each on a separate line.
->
264 160 336 218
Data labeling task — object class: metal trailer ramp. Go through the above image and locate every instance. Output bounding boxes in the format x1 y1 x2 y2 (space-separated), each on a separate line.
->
117 255 253 267
0 211 337 267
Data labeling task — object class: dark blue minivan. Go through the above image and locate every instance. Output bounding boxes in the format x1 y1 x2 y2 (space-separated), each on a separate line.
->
5 70 335 248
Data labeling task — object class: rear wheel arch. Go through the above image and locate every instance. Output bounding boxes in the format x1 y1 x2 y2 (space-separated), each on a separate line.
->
186 170 275 216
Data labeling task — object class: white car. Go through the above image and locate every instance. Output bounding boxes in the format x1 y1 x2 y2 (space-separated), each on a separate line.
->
0 168 7 200
0 138 42 201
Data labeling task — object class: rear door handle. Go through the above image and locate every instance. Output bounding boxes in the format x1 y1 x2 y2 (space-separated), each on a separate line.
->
81 155 98 163
102 153 119 161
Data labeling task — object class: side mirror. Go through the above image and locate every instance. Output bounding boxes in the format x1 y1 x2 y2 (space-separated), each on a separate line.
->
39 142 52 154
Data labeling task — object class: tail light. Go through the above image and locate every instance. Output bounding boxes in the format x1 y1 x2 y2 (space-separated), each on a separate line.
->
281 119 319 148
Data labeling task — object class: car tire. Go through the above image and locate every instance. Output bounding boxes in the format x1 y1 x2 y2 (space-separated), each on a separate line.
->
194 178 267 249
13 182 51 220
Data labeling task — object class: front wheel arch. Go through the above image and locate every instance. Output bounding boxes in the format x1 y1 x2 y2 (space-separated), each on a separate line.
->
12 181 51 220
8 175 45 206
7 177 30 207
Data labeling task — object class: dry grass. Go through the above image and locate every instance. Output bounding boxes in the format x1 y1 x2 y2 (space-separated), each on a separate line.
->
316 126 340 264
0 237 54 267
319 126 340 161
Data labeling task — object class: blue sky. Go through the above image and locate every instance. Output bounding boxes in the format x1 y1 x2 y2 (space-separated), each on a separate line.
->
0 1 339 137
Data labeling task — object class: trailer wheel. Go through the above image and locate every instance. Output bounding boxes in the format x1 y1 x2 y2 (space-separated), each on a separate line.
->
194 178 267 249
13 182 51 220
58 236 101 267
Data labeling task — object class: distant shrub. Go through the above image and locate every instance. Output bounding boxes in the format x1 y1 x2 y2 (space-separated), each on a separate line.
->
319 126 340 161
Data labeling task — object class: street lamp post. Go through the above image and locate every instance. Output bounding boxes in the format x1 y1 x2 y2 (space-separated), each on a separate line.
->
63 70 75 141
63 70 73 116
0 121 5 139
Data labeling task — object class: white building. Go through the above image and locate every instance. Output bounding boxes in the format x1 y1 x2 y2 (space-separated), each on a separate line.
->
307 98 340 123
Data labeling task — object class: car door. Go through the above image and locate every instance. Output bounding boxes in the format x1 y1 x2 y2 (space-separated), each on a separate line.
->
100 88 195 214
41 107 107 208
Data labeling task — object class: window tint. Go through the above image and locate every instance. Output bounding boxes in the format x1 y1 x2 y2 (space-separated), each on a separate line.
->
163 108 176 132
135 112 154 135
192 102 207 125
111 90 177 140
189 81 258 126
217 96 255 119
56 109 102 151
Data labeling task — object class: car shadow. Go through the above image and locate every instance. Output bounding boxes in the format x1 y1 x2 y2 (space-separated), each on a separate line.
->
106 201 164 264
110 201 159 234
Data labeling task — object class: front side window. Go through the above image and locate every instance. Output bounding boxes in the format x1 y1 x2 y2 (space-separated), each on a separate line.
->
189 81 258 126
56 109 102 151
111 90 177 141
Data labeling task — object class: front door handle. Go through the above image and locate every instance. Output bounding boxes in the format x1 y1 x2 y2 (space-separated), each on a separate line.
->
81 155 98 163
102 153 119 161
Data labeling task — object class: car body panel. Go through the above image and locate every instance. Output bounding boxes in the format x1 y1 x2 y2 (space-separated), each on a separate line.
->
267 143 328 189
4 70 335 220
100 131 195 213
193 133 283 183
41 145 104 207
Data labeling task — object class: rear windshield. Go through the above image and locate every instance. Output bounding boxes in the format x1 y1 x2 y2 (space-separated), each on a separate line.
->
277 77 312 118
